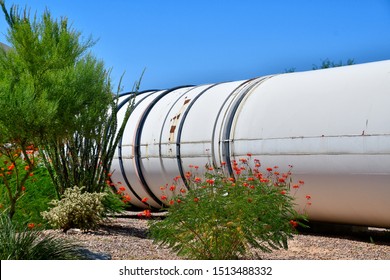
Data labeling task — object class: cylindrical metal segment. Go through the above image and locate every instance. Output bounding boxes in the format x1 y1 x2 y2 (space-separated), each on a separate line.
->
112 60 390 227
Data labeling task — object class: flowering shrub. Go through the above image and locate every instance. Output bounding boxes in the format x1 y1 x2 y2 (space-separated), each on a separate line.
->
41 186 106 232
0 144 39 220
149 157 310 260
0 165 57 227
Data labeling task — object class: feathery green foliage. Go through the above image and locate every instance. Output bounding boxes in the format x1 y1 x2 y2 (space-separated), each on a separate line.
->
0 1 137 214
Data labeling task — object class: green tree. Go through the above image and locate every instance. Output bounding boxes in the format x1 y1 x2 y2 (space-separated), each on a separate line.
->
0 1 135 219
312 58 355 70
284 58 355 73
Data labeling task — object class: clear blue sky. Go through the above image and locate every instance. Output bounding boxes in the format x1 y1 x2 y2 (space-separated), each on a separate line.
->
1 0 389 92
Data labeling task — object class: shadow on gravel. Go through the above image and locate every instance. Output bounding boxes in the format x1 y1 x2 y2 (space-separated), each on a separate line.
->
98 223 149 239
298 221 390 246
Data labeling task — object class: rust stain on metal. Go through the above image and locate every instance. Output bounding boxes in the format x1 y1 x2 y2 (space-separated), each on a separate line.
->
168 97 191 142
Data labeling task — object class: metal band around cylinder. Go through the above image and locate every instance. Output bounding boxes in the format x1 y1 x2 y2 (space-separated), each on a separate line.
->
175 83 221 188
117 90 158 205
133 85 194 206
222 76 273 177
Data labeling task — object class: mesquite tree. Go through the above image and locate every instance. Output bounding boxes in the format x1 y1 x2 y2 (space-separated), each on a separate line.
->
0 1 135 218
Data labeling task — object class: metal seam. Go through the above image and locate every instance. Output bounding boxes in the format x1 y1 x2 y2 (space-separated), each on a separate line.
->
175 83 221 188
134 85 194 206
222 76 274 177
117 90 159 205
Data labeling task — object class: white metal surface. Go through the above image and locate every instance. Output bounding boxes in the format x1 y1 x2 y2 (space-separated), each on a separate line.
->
112 60 390 227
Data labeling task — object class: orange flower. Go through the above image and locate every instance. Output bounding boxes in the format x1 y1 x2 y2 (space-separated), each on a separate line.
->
278 178 285 183
292 184 300 189
173 176 181 181
289 220 298 228
305 195 311 200
141 197 148 203
194 177 202 183
169 185 176 191
280 190 286 195
193 197 199 203
161 195 167 200
143 210 152 218
180 188 186 194
122 194 131 203
266 167 273 172
7 163 15 171
22 186 26 191
206 179 214 185
24 165 30 171
119 186 126 192
246 153 252 157
27 223 35 230
299 180 305 185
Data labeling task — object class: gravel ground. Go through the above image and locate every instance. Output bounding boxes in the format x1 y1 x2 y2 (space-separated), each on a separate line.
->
45 213 390 260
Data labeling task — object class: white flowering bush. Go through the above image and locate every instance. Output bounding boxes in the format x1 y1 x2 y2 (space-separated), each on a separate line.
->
41 186 106 232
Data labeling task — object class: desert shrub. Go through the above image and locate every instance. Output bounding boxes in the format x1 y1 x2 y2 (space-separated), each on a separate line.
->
149 158 310 260
0 214 85 260
41 186 106 232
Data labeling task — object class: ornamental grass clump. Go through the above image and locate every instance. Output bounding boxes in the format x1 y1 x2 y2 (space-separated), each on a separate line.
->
41 186 106 232
0 214 86 260
149 157 310 260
